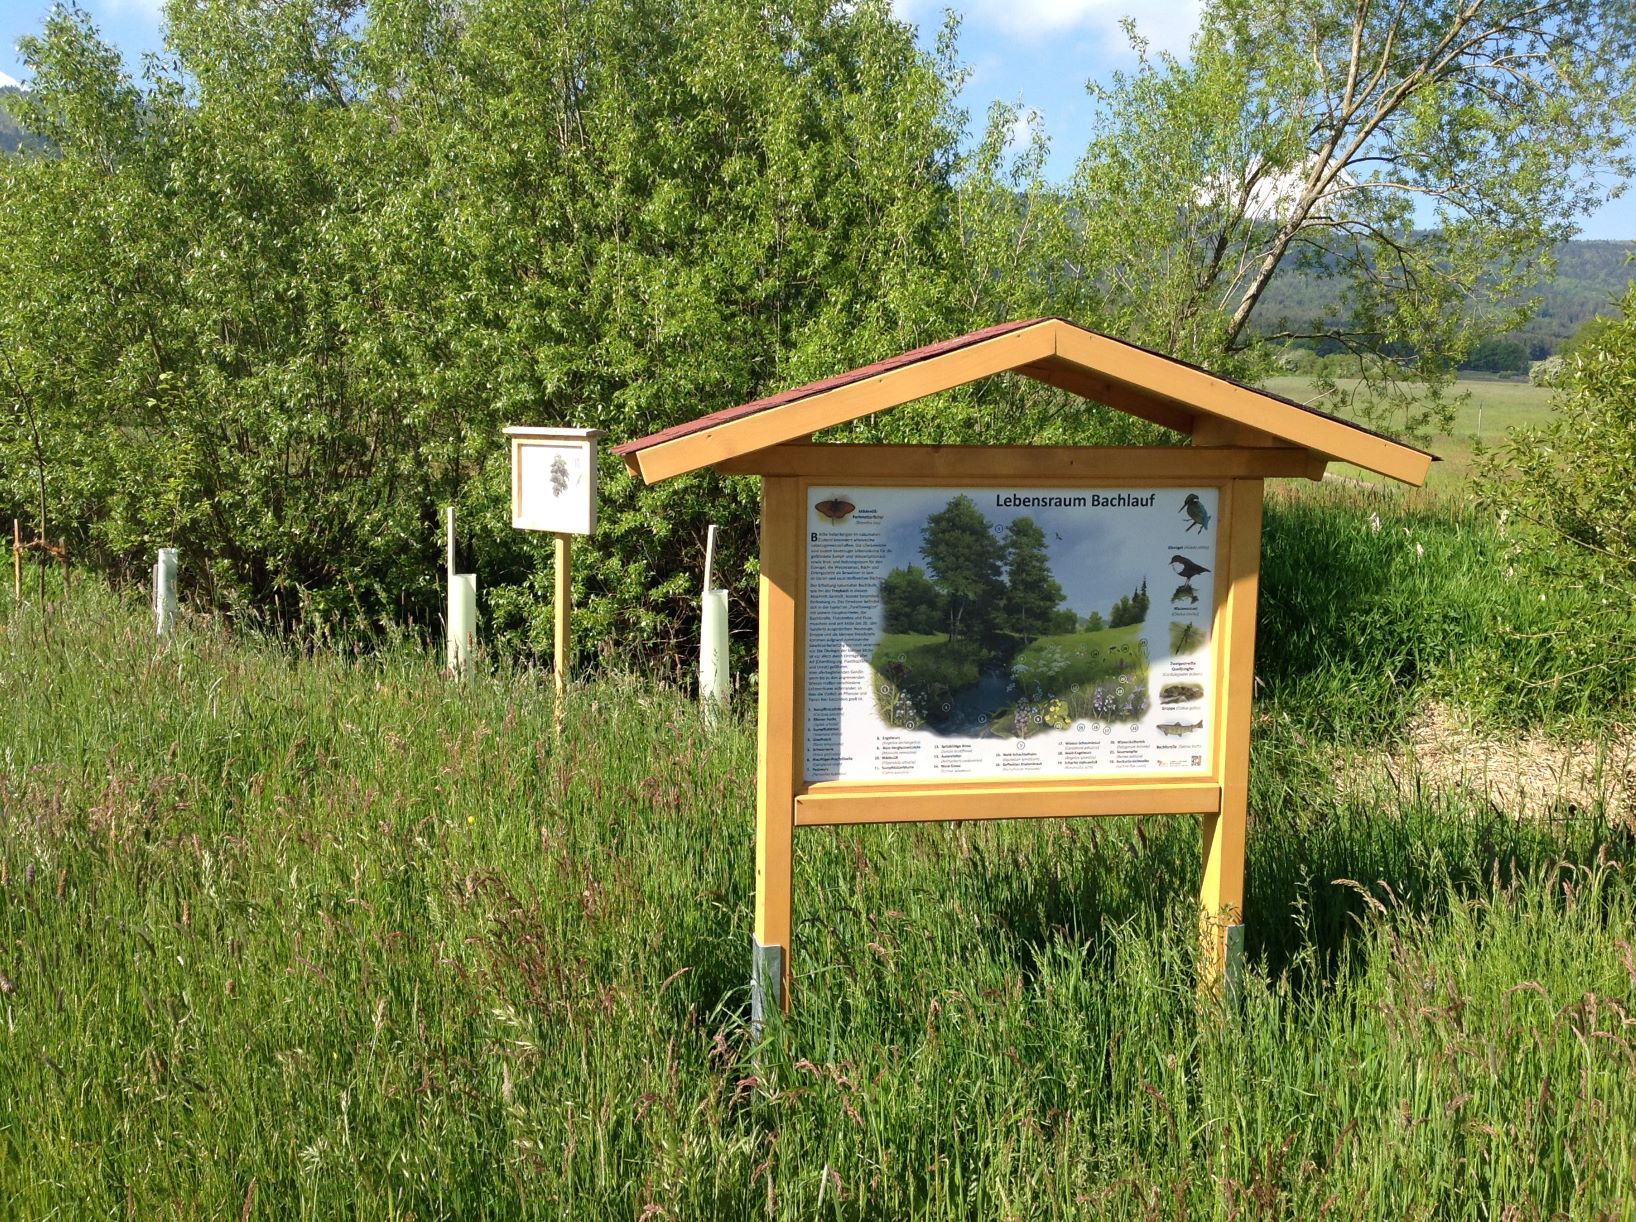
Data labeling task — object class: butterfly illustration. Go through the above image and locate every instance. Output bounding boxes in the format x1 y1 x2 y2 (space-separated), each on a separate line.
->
814 497 856 523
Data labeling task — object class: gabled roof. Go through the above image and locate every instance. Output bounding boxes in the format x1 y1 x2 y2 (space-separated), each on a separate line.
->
613 317 1435 486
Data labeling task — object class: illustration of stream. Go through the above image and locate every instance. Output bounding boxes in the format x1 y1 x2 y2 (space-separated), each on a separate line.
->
928 667 1019 736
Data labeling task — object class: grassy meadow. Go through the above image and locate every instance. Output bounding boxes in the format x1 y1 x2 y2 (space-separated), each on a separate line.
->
4 488 1636 1216
1262 375 1556 488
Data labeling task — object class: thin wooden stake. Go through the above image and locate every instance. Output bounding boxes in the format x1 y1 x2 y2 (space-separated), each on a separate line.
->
445 506 456 583
553 533 571 703
11 519 19 601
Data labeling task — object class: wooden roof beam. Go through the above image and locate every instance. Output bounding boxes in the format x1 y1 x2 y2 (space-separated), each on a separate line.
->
1051 324 1431 486
629 321 1058 483
712 443 1321 480
1012 358 1196 434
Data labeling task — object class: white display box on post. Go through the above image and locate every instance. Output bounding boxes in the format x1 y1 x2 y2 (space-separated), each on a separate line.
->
505 427 605 535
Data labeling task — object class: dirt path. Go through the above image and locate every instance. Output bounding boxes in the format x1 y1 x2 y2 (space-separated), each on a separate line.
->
1353 704 1635 825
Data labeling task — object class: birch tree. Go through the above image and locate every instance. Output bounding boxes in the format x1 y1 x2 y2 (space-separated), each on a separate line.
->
1072 0 1636 436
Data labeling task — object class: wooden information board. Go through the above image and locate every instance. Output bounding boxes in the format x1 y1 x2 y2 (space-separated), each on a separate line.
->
747 457 1265 1018
611 317 1433 1022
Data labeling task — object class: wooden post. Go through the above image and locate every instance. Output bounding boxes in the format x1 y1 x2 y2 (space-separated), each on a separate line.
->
752 477 800 1024
1200 478 1263 999
11 519 19 601
553 532 571 702
445 506 456 583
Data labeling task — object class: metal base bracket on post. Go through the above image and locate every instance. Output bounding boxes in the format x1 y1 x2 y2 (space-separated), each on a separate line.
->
1223 922 1245 1007
750 938 784 1030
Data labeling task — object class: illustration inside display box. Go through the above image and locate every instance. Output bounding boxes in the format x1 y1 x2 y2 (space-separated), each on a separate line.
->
804 485 1219 783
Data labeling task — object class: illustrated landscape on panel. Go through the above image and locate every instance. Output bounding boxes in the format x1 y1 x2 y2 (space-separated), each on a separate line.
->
869 492 1211 739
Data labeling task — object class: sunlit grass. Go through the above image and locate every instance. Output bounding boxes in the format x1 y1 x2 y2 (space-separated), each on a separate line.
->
2 488 1634 1216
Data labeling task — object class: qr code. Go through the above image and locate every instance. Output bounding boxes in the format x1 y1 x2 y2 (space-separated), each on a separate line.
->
1191 755 1202 767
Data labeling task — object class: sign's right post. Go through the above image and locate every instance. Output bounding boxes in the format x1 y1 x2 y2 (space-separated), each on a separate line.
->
1200 475 1264 996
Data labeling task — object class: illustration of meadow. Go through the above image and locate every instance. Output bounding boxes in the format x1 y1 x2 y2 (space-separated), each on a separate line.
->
869 494 1154 737
873 623 1151 737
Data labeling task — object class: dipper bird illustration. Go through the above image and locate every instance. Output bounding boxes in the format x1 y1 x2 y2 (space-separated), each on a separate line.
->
1180 494 1211 533
1169 554 1210 581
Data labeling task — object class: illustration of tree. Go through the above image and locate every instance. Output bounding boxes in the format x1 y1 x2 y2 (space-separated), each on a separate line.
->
1083 610 1105 633
549 454 570 497
880 565 945 635
919 495 1005 644
999 516 1065 645
1108 580 1151 628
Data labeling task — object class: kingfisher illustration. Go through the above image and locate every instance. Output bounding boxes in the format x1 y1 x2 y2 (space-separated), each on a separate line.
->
1169 554 1210 581
1180 494 1211 533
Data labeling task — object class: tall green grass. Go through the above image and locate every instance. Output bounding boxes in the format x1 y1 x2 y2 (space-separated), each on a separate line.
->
1259 485 1636 734
1 496 1633 1217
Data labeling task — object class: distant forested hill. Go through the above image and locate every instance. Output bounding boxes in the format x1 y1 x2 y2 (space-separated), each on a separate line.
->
1250 238 1635 365
0 88 45 155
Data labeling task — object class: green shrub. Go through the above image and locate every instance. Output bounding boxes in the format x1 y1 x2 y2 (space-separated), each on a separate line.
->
1258 487 1636 733
1480 282 1636 598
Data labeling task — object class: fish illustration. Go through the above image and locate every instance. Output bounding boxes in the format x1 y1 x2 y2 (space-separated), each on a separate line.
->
1160 683 1203 705
1156 720 1204 736
814 497 856 523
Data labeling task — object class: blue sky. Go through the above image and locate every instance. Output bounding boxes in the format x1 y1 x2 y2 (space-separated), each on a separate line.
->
4 0 1632 239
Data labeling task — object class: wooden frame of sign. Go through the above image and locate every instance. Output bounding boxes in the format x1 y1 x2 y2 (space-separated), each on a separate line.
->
613 319 1434 1019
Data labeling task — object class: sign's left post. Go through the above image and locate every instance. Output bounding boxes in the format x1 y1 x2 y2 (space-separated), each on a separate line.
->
752 476 801 1026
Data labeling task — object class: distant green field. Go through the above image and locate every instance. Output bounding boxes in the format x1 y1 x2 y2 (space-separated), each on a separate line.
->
1262 375 1557 489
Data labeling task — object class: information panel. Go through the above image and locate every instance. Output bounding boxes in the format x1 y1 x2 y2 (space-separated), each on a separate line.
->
804 485 1219 784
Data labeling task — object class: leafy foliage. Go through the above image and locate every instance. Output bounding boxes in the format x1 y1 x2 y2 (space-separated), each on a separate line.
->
879 564 944 636
1068 0 1636 438
0 87 46 154
0 0 967 656
1107 580 1150 629
1479 279 1636 607
997 516 1064 643
2 0 1632 666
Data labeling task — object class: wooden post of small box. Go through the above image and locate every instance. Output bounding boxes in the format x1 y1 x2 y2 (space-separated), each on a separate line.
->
611 318 1434 1020
505 427 605 703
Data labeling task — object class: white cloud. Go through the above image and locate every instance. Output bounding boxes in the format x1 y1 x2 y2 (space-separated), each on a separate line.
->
96 0 167 21
1196 156 1359 222
895 0 1203 54
1004 106 1043 151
